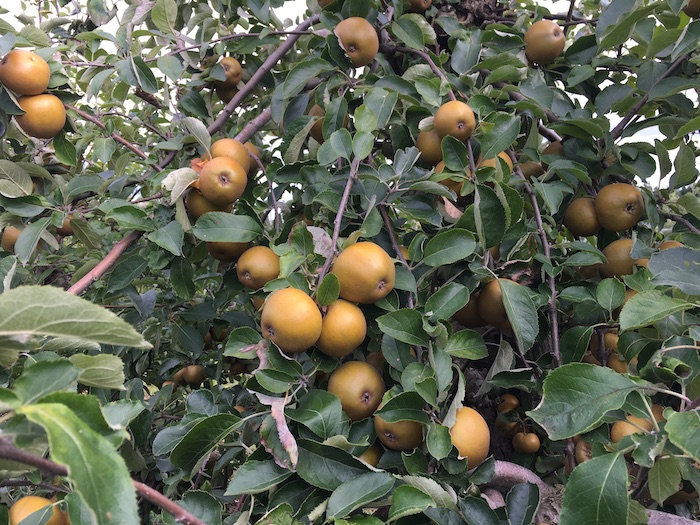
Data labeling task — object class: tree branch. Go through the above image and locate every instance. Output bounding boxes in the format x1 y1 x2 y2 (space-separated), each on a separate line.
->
382 45 456 101
66 230 145 295
0 438 207 525
509 150 562 368
208 14 321 136
317 157 360 286
65 104 154 165
610 54 689 141
659 212 700 235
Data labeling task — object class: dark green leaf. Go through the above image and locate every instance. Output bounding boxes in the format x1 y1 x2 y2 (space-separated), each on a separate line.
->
326 472 394 519
171 414 241 476
225 459 293 495
500 280 538 352
192 213 262 242
560 453 628 524
296 439 368 490
444 330 488 359
666 411 700 463
527 363 639 440
423 228 475 267
388 485 434 521
377 309 429 347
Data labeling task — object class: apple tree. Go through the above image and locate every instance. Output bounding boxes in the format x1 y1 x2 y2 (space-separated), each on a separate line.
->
0 0 699 523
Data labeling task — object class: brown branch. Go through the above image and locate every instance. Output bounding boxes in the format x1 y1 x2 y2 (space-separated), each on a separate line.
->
610 54 689 141
659 212 700 235
0 438 207 525
380 205 414 308
317 157 361 286
382 45 455 101
208 14 321 136
509 150 562 368
67 230 145 295
0 479 67 492
65 104 154 165
234 106 273 144
684 395 700 411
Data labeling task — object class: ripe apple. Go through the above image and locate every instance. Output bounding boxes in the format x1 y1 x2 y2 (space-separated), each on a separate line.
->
327 360 385 421
197 156 247 206
334 17 379 68
433 100 476 141
0 49 51 95
332 241 396 304
595 183 644 232
524 20 566 65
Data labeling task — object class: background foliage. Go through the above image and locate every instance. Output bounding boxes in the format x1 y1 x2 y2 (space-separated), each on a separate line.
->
0 0 699 523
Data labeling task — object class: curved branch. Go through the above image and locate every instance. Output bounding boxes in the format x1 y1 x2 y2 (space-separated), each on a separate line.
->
0 438 207 525
208 14 321 136
65 104 154 165
382 45 456 101
610 54 689 141
67 230 145 295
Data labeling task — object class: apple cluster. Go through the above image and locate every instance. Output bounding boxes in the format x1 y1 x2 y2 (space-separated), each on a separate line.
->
0 48 66 139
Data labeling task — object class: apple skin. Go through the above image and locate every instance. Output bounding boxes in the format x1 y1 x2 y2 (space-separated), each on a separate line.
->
197 157 247 206
595 183 644 232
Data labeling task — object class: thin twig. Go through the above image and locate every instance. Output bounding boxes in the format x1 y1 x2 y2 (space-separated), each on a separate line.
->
234 106 273 144
610 54 689 141
382 45 455 101
509 150 562 368
379 205 414 308
317 157 361 285
65 104 154 164
659 212 700 235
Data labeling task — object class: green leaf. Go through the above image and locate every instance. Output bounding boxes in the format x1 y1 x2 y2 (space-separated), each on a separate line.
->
388 485 434 521
0 160 33 197
69 354 125 390
374 392 431 424
561 326 595 364
477 113 519 161
182 117 211 155
474 184 506 249
424 283 469 321
364 88 398 129
171 414 241 476
327 472 394 519
354 105 378 133
162 491 222 525
444 329 488 359
282 58 335 99
422 229 476 267
225 459 293 495
500 280 538 352
317 273 340 306
353 131 374 160
506 483 539 525
377 309 429 347
669 141 698 189
131 56 158 93
426 423 452 461
20 403 139 524
0 286 150 349
330 128 353 160
459 496 499 525
648 247 700 295
15 217 50 265
192 213 262 242
648 457 682 505
296 439 368 490
286 389 343 440
596 278 625 312
107 254 148 292
13 360 79 404
170 256 195 300
678 193 700 222
527 363 639 440
619 290 694 332
560 453 628 525
391 17 424 49
148 221 184 256
666 411 700 463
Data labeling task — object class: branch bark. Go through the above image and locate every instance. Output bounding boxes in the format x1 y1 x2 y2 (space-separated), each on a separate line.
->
66 230 144 295
0 438 207 525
